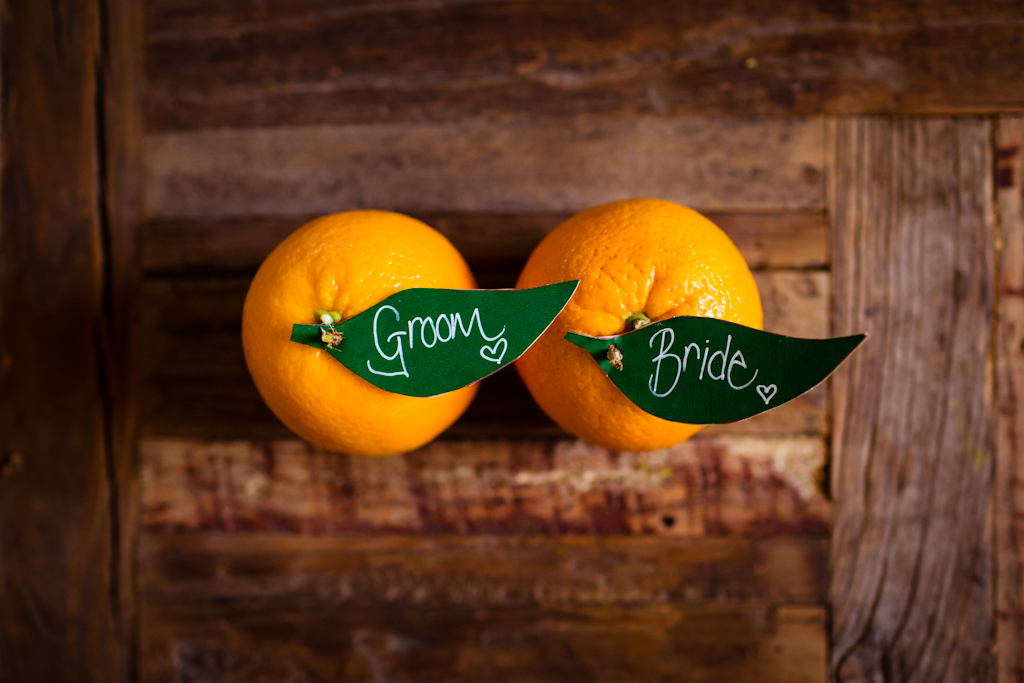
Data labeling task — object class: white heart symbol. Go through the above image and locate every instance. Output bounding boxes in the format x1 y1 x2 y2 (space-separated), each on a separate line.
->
479 338 508 365
756 384 778 405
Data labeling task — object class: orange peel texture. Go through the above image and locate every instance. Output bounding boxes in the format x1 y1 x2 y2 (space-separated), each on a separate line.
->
515 199 763 452
242 211 478 456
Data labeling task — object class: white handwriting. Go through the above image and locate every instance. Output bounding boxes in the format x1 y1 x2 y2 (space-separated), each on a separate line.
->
647 332 761 398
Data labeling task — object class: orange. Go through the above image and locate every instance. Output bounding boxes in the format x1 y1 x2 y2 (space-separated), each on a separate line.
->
242 211 478 456
515 199 763 452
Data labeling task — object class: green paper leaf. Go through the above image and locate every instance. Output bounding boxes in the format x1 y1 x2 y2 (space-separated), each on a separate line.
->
566 317 864 424
291 281 579 397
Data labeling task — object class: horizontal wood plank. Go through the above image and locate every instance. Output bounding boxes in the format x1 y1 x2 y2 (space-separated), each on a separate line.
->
139 271 828 439
139 534 827 682
146 0 1024 129
142 210 829 275
143 118 825 219
143 599 826 683
139 534 828 606
140 435 830 536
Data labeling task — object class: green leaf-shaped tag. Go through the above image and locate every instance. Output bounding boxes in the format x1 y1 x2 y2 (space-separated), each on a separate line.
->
291 281 579 397
566 317 864 424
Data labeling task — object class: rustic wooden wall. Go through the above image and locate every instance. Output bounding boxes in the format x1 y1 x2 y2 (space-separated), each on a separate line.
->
3 0 1023 681
0 0 143 681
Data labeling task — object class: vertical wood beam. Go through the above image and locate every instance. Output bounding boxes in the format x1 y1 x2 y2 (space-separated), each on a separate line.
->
828 118 996 683
995 117 1024 683
0 0 142 679
101 0 144 679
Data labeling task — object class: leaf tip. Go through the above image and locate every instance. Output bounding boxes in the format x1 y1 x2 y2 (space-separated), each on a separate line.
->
564 331 610 355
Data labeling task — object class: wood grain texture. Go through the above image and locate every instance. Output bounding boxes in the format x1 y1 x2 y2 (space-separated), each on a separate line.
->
828 118 996 682
144 600 826 683
145 0 1024 130
139 534 828 608
140 436 830 536
102 0 146 678
139 270 829 439
143 117 825 219
142 210 830 275
0 0 130 679
996 116 1024 683
138 534 827 682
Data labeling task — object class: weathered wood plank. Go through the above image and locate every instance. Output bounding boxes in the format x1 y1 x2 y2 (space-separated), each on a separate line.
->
138 534 827 683
145 0 1024 129
828 118 995 682
0 0 135 680
139 436 830 536
143 600 826 683
143 118 825 219
141 210 829 275
139 534 828 606
140 366 827 441
139 270 828 439
996 116 1024 683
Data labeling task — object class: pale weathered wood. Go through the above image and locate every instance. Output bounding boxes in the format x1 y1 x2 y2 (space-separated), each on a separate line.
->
143 118 825 219
141 210 829 275
139 436 830 536
828 118 996 682
145 0 1024 130
138 270 828 439
0 0 133 680
138 534 827 683
995 116 1024 683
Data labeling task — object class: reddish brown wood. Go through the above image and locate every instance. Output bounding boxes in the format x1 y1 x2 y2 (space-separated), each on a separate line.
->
138 270 829 439
996 116 1024 683
145 0 1024 130
828 118 996 682
0 0 140 679
141 210 829 275
139 436 830 536
138 534 828 682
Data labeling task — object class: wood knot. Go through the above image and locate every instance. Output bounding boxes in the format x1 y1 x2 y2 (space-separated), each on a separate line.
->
2 452 24 478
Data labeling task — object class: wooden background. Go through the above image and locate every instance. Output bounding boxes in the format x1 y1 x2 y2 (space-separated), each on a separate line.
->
1 1 1022 681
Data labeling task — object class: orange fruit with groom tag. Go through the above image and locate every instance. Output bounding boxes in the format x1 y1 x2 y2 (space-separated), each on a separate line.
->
242 211 477 456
